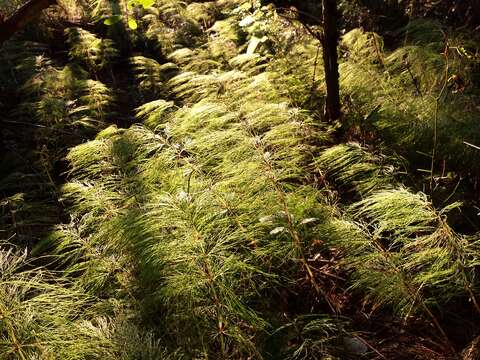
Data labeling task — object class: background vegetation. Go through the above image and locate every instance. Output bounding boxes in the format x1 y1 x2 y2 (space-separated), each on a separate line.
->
0 0 479 358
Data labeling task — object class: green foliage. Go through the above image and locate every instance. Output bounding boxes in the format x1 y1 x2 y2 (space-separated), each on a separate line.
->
317 183 480 319
340 23 480 176
59 49 335 356
316 143 398 196
54 3 347 356
0 244 110 359
270 315 350 360
130 56 178 98
349 188 480 307
103 0 156 28
65 28 118 71
1 0 480 358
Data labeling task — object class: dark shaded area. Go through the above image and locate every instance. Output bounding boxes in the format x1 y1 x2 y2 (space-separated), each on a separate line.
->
0 0 57 45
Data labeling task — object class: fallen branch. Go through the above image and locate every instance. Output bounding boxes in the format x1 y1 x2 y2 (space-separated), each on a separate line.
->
0 0 57 45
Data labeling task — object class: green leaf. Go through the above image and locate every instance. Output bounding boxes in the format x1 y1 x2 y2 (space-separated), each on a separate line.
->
128 19 138 30
127 0 136 10
137 0 155 8
127 0 154 9
104 15 122 26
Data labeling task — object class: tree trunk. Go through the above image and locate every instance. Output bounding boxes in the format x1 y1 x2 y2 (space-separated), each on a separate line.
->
321 0 341 121
0 0 57 45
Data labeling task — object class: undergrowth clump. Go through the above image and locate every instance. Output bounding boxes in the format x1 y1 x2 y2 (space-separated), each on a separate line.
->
340 22 480 179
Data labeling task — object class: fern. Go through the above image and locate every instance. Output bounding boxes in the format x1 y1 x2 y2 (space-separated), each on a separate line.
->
2 0 479 357
270 315 351 360
320 187 480 337
130 56 177 98
316 143 400 197
59 7 339 354
135 99 176 129
66 27 118 71
0 244 116 359
340 24 480 177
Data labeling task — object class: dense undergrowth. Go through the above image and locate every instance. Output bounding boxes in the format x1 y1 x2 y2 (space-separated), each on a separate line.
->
0 0 479 358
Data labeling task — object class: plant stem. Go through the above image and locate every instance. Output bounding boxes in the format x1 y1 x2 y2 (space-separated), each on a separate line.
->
430 34 449 192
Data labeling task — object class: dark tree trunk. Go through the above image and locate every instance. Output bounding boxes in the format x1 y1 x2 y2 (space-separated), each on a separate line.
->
0 0 57 45
321 0 341 121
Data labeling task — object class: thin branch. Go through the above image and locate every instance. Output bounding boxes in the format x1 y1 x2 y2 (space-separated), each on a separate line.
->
0 0 58 45
464 141 480 151
430 32 449 192
308 44 322 103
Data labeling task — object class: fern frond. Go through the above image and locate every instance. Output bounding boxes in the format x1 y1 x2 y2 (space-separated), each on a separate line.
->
0 245 118 359
66 27 118 71
271 315 350 360
331 188 480 319
316 143 398 196
130 56 172 97
135 99 176 129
